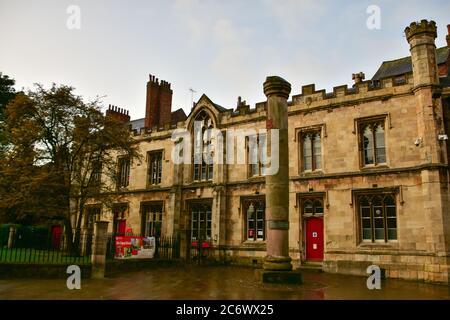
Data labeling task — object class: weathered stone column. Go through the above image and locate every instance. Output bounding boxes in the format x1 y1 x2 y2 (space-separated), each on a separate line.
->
263 76 292 272
91 221 109 279
7 225 15 249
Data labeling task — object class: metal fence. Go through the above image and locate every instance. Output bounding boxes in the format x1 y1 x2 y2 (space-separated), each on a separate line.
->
106 233 180 261
190 238 212 264
0 228 93 265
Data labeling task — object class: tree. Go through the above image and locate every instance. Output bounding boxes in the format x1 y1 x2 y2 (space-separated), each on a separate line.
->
0 72 16 120
0 72 17 154
0 84 140 254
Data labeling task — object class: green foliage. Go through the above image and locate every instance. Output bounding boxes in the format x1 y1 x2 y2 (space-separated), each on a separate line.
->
0 83 140 241
0 72 16 121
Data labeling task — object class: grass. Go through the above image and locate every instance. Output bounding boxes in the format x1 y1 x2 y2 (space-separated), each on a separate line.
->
0 247 91 265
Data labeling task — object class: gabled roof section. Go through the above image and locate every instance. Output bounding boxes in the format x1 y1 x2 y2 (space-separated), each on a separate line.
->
372 46 449 81
190 94 231 116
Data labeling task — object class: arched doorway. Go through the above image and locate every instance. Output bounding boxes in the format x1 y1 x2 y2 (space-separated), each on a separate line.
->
302 198 324 262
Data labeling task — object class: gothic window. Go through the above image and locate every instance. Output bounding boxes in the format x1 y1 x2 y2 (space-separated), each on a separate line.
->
141 203 163 237
193 111 214 182
117 156 130 188
91 161 102 186
190 203 212 241
300 131 322 172
248 133 267 177
302 198 324 216
243 198 265 241
358 194 397 242
360 121 386 166
85 206 101 229
148 151 163 185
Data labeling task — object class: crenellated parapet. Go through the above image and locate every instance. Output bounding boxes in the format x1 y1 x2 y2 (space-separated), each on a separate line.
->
291 73 414 108
404 19 437 42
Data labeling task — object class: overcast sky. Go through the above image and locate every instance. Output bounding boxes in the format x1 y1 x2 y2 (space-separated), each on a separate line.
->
1 0 449 120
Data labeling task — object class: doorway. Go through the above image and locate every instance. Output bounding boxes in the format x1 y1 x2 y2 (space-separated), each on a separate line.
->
305 217 324 261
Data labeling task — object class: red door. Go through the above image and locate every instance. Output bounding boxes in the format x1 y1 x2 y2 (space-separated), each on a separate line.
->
51 225 62 249
305 217 324 261
117 220 126 235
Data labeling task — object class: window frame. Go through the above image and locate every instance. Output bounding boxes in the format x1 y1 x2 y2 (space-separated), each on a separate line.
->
356 193 398 243
117 156 130 188
192 111 214 182
299 130 322 172
147 150 163 186
189 202 212 242
242 197 266 242
85 205 101 229
357 116 388 168
140 202 164 237
247 133 267 178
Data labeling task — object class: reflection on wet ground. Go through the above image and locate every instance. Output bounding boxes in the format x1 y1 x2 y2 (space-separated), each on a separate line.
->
0 265 449 300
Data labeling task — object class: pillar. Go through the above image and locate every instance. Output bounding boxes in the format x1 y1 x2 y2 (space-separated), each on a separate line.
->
7 226 15 249
263 76 292 271
91 221 109 279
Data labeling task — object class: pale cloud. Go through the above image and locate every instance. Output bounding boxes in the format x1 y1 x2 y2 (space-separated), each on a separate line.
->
172 0 209 42
211 18 254 92
263 0 328 39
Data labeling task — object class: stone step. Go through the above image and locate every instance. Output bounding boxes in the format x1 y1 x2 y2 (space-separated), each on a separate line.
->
296 264 324 273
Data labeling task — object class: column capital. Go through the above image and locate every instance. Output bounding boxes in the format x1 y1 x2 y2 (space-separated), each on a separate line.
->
263 76 291 99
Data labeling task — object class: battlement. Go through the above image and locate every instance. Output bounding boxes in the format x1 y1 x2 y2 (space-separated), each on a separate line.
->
291 73 413 106
106 104 130 123
130 121 182 139
405 19 437 41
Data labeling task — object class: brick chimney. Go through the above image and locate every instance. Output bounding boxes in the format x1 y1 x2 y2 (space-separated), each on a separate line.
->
106 104 130 123
145 74 173 128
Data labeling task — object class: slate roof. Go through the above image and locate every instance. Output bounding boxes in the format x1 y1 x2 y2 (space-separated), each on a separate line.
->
129 118 145 131
372 46 449 81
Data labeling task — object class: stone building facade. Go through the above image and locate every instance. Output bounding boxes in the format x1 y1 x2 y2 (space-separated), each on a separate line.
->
87 20 450 283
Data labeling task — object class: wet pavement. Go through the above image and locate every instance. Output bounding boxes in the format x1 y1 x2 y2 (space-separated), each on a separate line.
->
0 265 449 300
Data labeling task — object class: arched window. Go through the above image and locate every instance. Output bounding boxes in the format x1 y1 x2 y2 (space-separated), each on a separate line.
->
302 198 324 216
192 111 214 181
300 131 321 171
361 121 386 166
358 193 397 242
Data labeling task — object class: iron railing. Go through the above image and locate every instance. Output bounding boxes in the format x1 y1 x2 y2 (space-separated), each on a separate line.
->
0 228 93 265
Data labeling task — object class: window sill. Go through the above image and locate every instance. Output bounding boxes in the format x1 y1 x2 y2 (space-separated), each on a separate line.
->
357 241 398 249
242 240 266 247
299 170 324 177
360 164 389 171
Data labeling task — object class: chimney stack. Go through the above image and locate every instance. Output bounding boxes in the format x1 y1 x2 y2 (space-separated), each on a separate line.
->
145 73 173 128
105 104 131 124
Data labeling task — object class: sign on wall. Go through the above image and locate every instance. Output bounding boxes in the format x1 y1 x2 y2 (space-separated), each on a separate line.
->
115 236 155 259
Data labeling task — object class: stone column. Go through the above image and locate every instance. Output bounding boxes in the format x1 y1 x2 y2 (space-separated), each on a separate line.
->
7 226 15 249
263 76 292 271
91 221 109 279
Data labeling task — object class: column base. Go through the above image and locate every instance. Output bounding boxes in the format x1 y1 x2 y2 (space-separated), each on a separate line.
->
255 269 303 284
263 256 292 271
